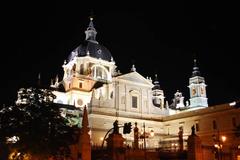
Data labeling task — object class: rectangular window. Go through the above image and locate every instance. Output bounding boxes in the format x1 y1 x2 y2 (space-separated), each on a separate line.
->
213 120 217 130
79 82 82 88
132 96 138 108
80 64 84 74
232 117 237 127
196 123 199 132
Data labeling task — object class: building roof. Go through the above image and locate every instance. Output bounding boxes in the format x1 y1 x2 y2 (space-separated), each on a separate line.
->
68 17 113 62
69 41 112 62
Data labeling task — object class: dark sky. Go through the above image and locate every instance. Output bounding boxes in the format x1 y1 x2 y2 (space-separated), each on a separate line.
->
1 2 239 106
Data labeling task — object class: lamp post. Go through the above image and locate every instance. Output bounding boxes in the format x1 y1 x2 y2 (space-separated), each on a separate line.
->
212 131 227 160
140 123 155 149
139 122 155 160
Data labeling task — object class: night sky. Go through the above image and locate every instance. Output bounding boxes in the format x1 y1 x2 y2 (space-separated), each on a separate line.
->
1 2 239 106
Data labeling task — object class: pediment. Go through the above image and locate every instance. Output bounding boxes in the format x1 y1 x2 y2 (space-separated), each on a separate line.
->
116 72 154 87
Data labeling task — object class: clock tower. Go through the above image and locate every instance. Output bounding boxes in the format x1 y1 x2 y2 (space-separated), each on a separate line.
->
188 59 208 108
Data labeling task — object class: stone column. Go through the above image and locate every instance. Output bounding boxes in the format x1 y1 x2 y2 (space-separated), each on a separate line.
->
187 125 203 160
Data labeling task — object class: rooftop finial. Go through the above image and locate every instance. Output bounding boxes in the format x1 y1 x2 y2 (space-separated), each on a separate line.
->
89 9 94 20
194 59 197 66
192 58 201 77
85 13 97 43
37 73 41 87
131 64 136 72
155 74 158 81
153 73 160 90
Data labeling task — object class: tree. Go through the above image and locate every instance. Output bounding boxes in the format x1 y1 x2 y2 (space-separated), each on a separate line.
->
0 87 79 159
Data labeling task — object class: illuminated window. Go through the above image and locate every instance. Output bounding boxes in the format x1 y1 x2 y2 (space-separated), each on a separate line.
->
232 117 237 127
213 120 217 130
92 66 107 80
132 96 138 108
96 67 102 79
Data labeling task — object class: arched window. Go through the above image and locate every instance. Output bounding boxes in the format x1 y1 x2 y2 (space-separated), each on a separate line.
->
80 64 84 74
96 67 103 79
92 66 108 80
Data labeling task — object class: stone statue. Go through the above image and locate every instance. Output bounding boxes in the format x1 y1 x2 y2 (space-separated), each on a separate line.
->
113 120 119 134
191 125 196 135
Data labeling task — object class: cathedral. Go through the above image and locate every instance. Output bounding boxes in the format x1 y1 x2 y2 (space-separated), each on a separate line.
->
40 17 239 154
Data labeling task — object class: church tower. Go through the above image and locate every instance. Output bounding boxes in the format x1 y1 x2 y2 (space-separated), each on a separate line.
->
152 74 165 108
52 17 116 108
188 59 208 108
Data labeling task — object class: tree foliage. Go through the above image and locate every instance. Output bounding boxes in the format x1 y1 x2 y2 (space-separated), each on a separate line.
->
0 87 79 159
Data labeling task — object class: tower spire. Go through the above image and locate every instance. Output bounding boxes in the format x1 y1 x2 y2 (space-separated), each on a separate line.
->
37 73 41 87
192 59 201 77
85 15 97 43
188 58 208 108
153 74 160 89
82 106 89 131
79 105 91 160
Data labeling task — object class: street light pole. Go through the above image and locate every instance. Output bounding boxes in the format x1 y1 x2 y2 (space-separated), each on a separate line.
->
213 131 226 160
143 122 147 160
143 122 146 150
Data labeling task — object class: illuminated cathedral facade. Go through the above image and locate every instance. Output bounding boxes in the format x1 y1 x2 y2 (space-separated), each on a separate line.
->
46 17 239 153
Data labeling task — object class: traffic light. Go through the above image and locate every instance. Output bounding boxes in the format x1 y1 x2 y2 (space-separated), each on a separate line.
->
123 122 132 134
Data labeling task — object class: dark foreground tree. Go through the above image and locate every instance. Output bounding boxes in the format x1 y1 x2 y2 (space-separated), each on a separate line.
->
0 87 79 159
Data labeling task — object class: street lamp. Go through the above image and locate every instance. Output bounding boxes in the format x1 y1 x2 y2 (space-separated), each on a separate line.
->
139 123 155 149
139 123 155 160
212 132 227 160
171 143 178 151
221 136 226 143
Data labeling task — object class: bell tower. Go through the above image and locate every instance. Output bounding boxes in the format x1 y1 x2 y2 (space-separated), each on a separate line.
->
188 59 208 108
152 74 165 108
